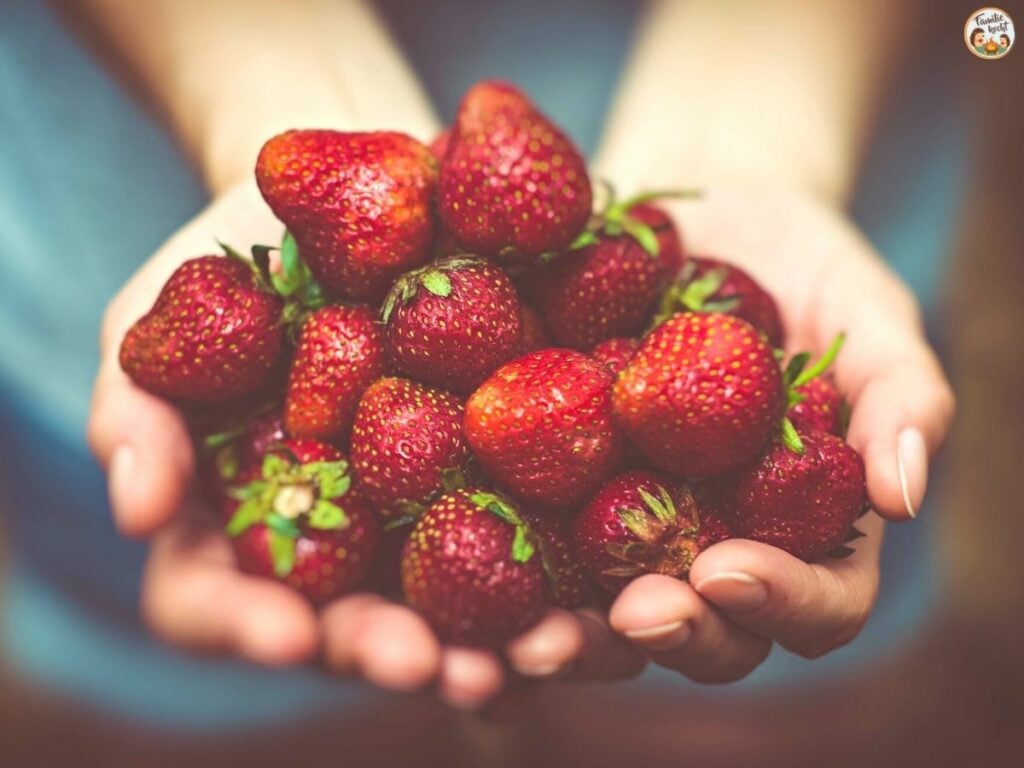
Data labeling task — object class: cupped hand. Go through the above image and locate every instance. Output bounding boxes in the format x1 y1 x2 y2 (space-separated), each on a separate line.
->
87 180 645 710
608 186 955 681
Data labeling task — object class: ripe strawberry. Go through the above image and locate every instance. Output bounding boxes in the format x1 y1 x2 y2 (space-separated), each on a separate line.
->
429 129 450 162
658 257 784 347
402 489 548 646
520 510 588 609
717 430 867 562
285 305 386 444
572 471 731 594
382 257 522 393
518 303 552 353
225 438 379 603
788 376 844 436
199 406 287 509
464 349 623 507
613 313 784 477
628 203 686 276
119 254 284 402
438 80 592 262
590 337 639 376
256 130 437 302
350 377 472 518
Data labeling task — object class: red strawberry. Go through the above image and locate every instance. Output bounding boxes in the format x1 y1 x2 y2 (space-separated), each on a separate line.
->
590 337 640 375
717 430 867 562
613 313 784 477
350 377 472 518
521 510 588 609
285 305 386 443
382 257 522 393
438 80 592 263
429 129 450 162
518 303 552 353
225 438 379 603
199 406 287 509
788 376 843 436
572 471 731 593
256 130 437 302
658 256 784 347
119 254 284 402
629 203 686 276
401 489 548 646
464 349 623 507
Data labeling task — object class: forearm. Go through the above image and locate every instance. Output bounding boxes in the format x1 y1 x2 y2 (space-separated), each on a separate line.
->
64 0 439 194
594 0 906 205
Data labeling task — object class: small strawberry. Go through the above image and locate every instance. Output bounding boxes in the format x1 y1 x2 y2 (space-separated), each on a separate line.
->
256 130 437 302
285 305 386 444
401 489 548 646
590 337 640 376
788 376 844 436
382 257 522 394
119 253 284 402
350 377 472 518
657 256 784 347
518 303 552 353
429 129 450 162
717 430 867 562
225 438 379 603
613 312 784 477
199 405 287 509
464 349 623 507
520 510 588 609
628 203 686 276
572 471 731 594
438 80 592 263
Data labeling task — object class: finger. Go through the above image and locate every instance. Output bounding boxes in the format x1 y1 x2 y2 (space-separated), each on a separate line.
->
609 575 772 683
321 595 442 692
142 518 319 666
566 608 648 682
504 608 584 678
438 647 505 711
690 513 884 658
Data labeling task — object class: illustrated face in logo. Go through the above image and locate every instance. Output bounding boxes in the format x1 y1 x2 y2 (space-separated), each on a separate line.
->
965 8 1015 59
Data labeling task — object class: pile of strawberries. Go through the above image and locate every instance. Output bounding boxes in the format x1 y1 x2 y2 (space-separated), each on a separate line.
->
120 81 867 648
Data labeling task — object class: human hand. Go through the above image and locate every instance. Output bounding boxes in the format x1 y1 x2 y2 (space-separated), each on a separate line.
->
607 186 955 680
87 180 645 708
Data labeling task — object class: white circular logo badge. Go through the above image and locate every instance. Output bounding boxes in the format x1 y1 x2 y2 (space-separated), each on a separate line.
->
965 7 1014 59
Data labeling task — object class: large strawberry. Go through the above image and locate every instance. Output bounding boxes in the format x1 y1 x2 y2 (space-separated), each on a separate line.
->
613 312 784 477
657 256 784 347
438 80 592 263
572 471 731 594
256 130 437 302
285 304 386 443
350 377 472 518
590 337 640 376
464 348 623 507
401 489 548 646
225 438 379 603
382 257 522 393
120 254 284 402
716 430 867 562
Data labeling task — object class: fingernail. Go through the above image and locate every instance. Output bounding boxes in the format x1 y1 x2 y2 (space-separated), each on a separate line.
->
897 427 927 519
511 661 563 677
108 445 136 529
624 619 691 651
695 572 768 612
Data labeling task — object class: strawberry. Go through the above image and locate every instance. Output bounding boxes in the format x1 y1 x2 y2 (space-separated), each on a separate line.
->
521 510 588 609
199 405 287 509
438 80 592 263
590 337 639 376
613 312 784 477
401 489 548 646
518 303 552 353
658 256 784 347
284 305 386 444
119 254 284 402
628 203 686 276
464 348 623 507
572 471 731 593
382 257 522 394
256 130 437 302
225 438 379 603
350 377 472 518
717 429 867 562
429 129 450 162
788 376 844 436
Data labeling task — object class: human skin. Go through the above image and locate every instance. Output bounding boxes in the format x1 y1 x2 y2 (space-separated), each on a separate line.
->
81 0 953 706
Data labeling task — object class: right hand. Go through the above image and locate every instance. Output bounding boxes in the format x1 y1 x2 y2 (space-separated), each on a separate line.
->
88 180 646 708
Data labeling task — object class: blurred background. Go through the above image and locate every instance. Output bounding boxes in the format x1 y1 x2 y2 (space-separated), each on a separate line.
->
2 0 1021 765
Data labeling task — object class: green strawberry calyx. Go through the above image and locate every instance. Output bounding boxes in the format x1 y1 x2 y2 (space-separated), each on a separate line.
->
469 491 536 564
604 483 703 579
779 332 846 455
654 260 742 326
225 448 353 577
381 256 485 324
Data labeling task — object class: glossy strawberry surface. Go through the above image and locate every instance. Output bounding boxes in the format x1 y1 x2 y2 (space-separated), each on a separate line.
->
590 337 640 376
